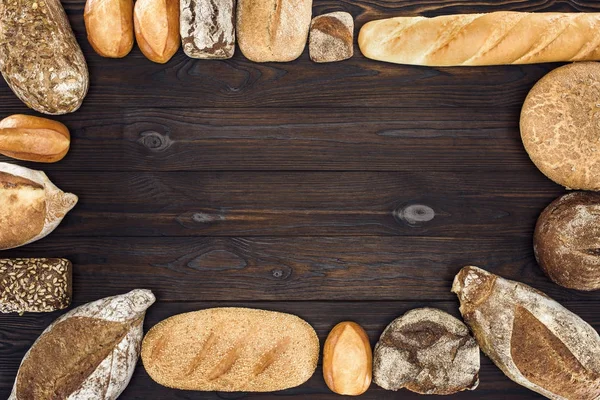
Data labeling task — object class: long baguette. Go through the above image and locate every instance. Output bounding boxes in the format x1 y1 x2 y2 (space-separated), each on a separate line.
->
358 12 600 66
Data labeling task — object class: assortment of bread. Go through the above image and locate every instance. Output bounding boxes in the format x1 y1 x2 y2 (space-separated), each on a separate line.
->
2 1 600 398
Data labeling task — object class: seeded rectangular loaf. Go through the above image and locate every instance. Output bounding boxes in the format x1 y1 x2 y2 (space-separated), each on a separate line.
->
0 258 72 314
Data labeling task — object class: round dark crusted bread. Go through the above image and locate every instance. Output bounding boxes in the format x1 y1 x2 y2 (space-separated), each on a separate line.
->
534 191 600 291
520 62 600 190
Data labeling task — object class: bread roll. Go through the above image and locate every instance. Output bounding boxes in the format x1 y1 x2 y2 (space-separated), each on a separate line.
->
0 114 70 163
521 62 600 190
323 321 372 395
0 162 77 250
309 12 354 63
453 266 600 399
84 0 135 58
237 0 312 62
535 192 600 291
359 12 600 66
134 0 180 63
9 289 155 400
0 0 89 114
0 258 71 314
142 307 319 392
373 308 480 394
180 0 235 59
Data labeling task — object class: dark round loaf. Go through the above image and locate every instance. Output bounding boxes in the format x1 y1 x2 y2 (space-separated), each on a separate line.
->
534 192 600 291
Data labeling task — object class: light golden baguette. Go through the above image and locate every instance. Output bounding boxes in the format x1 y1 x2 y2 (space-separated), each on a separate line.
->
359 12 600 66
141 307 320 392
0 114 70 163
84 0 135 58
452 266 600 400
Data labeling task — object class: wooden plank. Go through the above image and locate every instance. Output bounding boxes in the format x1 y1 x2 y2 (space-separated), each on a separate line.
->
2 236 598 302
1 300 597 399
1 107 536 172
0 2 597 111
7 170 562 237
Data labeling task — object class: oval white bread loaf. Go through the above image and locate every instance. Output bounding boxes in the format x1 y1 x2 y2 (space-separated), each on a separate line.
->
359 12 600 66
452 266 600 400
9 289 156 400
141 307 320 392
0 162 77 250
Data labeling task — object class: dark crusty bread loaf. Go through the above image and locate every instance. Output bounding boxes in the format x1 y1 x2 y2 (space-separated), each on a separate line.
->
141 307 320 392
535 192 600 291
10 290 155 400
373 307 480 394
237 0 312 62
0 0 89 114
180 0 235 59
453 266 600 400
0 163 77 250
0 258 72 314
521 62 600 190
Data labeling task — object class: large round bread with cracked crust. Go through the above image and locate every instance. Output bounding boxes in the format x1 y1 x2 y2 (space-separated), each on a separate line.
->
141 307 319 392
521 62 600 190
535 191 600 291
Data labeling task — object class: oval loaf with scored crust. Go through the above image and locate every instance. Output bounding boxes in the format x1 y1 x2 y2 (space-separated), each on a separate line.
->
453 266 600 400
141 307 320 392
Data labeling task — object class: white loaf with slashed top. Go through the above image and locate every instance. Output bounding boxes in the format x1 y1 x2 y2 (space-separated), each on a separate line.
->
359 12 600 66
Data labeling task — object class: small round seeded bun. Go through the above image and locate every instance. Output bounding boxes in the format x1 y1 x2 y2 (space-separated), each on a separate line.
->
521 62 600 190
534 192 600 291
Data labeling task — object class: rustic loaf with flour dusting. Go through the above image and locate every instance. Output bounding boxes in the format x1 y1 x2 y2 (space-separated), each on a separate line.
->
9 289 155 400
453 266 600 400
180 0 235 59
142 307 319 392
0 0 88 114
359 12 600 66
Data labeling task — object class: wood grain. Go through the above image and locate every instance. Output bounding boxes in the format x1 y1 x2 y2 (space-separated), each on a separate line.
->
2 301 598 399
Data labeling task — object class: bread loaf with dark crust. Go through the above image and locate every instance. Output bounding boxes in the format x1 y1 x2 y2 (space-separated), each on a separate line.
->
0 0 89 114
373 307 480 394
180 0 235 59
0 163 77 250
9 290 155 400
237 0 312 62
359 12 600 66
141 307 320 392
0 258 72 314
453 266 600 400
535 192 600 291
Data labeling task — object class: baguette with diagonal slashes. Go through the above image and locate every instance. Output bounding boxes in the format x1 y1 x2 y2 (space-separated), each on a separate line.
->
141 307 319 392
359 12 600 66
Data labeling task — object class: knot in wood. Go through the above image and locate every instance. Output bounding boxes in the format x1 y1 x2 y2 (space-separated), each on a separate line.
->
396 204 435 226
270 266 291 280
138 130 173 152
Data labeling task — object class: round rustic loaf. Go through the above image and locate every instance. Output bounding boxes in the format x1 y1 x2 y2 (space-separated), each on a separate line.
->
534 191 600 291
520 62 600 190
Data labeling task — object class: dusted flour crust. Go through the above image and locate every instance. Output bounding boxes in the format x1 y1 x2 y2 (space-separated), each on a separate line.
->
180 0 235 59
0 0 89 114
9 289 156 400
0 162 78 250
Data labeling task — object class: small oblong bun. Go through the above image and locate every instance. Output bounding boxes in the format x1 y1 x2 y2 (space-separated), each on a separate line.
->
535 191 600 291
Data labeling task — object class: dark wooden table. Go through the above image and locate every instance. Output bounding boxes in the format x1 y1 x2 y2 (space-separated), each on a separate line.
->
2 0 600 399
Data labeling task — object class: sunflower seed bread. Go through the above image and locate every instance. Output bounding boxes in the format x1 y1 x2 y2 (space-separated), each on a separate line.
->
0 258 72 314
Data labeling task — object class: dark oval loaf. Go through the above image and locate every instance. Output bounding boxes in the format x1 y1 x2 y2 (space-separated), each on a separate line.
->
0 0 89 114
535 192 600 291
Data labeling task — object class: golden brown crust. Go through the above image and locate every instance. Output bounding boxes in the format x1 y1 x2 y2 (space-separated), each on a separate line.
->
134 0 180 64
309 12 354 63
141 307 319 392
237 0 312 62
0 114 70 163
534 192 600 291
84 0 134 58
323 321 372 395
521 62 600 190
